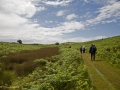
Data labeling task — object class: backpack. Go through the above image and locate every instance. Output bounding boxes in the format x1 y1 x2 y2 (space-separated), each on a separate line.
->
91 46 96 53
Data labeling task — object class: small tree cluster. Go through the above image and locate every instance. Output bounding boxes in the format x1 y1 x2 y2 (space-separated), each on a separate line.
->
55 42 59 45
17 39 22 44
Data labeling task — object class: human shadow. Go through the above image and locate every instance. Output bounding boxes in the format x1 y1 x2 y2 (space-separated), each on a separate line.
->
94 59 102 62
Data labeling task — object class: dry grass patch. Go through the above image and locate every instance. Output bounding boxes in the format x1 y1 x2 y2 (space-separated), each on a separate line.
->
5 47 60 76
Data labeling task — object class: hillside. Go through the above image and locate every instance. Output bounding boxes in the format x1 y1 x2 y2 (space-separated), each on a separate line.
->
70 35 120 67
0 35 120 90
74 35 120 90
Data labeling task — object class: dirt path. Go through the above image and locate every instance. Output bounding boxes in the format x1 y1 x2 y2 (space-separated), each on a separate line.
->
82 53 120 90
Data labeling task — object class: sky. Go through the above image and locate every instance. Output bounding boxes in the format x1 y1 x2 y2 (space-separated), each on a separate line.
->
0 0 120 44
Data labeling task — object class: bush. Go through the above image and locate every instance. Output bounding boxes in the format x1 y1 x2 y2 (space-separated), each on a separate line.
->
17 39 22 44
0 71 15 86
55 42 59 45
33 59 48 66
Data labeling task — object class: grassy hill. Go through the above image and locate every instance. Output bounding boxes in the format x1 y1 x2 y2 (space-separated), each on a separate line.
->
0 35 120 89
64 35 120 67
82 35 120 67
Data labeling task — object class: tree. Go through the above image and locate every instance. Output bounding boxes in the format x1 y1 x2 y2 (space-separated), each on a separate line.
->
17 39 22 44
55 42 59 45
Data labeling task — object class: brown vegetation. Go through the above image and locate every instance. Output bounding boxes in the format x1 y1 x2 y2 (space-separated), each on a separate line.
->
5 47 60 76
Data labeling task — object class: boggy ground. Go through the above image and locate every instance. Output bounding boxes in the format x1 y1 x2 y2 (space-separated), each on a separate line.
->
82 53 120 90
0 47 60 89
6 47 60 76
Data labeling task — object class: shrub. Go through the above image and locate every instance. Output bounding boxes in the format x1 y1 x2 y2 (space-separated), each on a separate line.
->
17 39 22 44
33 59 48 66
55 42 59 45
0 71 14 86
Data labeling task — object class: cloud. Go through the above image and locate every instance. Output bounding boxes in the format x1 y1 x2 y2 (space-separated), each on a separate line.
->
86 1 120 25
83 0 117 5
0 0 37 18
0 0 85 44
80 12 91 19
0 0 119 44
0 1 84 43
41 0 73 6
66 14 78 20
45 21 53 23
102 19 116 24
94 36 106 39
36 6 46 11
36 21 84 37
0 0 40 41
57 21 84 33
56 10 65 16
64 36 106 43
83 0 89 3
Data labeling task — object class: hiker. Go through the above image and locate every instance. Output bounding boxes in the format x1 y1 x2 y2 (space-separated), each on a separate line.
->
82 46 86 53
89 44 97 60
80 46 83 54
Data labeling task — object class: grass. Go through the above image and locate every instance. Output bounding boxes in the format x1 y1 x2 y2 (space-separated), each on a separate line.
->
82 53 120 90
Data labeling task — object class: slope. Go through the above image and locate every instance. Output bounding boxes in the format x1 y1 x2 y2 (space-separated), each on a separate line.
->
82 53 120 90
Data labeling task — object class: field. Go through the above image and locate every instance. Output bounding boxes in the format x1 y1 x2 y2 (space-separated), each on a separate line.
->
0 35 120 90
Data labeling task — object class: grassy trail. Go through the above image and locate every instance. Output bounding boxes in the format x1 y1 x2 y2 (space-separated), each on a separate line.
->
82 53 120 90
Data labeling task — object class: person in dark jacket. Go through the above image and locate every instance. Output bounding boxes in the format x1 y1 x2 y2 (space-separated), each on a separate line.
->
80 46 83 54
89 44 97 60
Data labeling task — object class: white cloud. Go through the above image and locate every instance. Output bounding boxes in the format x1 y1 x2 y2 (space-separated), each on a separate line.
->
83 0 117 5
86 1 120 25
38 21 84 37
65 36 106 43
0 13 27 29
83 0 89 3
0 0 119 44
56 10 65 16
36 6 46 11
0 0 86 44
0 1 84 44
0 0 40 42
41 0 73 6
0 0 36 18
60 21 84 31
94 36 106 40
102 19 116 24
66 14 77 20
45 21 53 23
80 12 91 19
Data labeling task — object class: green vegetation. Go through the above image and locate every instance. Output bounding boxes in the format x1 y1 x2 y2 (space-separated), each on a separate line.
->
78 36 120 67
65 36 120 67
0 42 45 56
18 48 93 90
0 45 59 86
0 35 120 90
0 43 56 86
95 36 120 67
